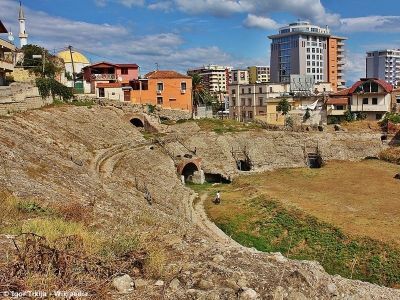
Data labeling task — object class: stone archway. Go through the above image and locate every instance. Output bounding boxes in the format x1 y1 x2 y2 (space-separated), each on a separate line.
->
181 162 199 182
130 118 144 128
177 159 203 184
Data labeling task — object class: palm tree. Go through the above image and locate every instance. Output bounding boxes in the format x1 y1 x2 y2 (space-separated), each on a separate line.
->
191 74 206 107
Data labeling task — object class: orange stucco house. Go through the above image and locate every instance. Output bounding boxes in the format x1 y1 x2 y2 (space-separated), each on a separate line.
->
130 70 192 112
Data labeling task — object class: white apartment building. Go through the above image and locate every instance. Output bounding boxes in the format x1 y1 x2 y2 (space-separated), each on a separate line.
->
187 65 231 94
248 66 270 83
230 69 249 85
366 49 400 87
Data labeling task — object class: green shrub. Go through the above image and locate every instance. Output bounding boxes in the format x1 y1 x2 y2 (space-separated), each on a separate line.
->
36 78 74 102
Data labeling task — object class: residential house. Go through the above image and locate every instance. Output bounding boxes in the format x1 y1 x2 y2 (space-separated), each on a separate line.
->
228 82 292 125
130 70 192 111
83 62 139 94
0 21 16 86
349 78 393 120
326 78 393 122
229 79 332 125
326 88 350 123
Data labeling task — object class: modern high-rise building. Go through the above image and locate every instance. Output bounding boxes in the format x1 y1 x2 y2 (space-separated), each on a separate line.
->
187 65 231 95
366 50 400 87
248 66 270 83
268 21 346 91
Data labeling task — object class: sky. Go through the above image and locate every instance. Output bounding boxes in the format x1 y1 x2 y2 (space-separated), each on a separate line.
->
1 0 400 85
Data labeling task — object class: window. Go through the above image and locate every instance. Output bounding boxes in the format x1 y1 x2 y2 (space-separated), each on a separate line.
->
181 82 187 91
372 98 378 105
98 88 105 97
157 82 164 91
363 98 368 105
269 87 273 93
336 105 344 110
232 97 236 106
157 97 163 105
121 68 128 75
247 98 252 106
241 88 245 94
232 89 236 94
396 97 400 104
169 98 176 101
259 97 263 106
248 88 251 93
259 87 262 93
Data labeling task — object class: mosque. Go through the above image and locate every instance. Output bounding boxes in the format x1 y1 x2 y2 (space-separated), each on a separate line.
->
57 49 91 90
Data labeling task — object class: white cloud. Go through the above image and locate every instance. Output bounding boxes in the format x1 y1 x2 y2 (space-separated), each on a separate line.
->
243 14 280 30
343 52 366 84
0 0 235 74
339 16 400 33
150 0 340 26
148 1 173 11
118 0 145 7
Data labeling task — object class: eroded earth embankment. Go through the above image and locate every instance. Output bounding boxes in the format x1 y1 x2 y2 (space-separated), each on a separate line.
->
0 105 398 299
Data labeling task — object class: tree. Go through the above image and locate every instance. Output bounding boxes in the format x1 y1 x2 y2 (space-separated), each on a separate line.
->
19 44 62 78
190 73 215 115
276 98 290 116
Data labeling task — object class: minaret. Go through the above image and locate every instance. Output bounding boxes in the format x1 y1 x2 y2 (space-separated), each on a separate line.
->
18 1 28 48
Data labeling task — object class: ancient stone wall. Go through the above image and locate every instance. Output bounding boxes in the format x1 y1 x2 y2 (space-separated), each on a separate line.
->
0 82 52 116
178 127 385 179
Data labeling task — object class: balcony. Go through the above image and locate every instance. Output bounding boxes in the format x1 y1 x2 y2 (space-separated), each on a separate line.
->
91 73 116 81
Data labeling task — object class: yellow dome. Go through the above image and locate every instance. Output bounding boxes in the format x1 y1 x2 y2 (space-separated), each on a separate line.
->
57 50 89 64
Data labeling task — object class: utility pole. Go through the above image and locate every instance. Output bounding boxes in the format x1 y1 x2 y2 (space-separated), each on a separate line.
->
68 45 76 88
42 48 46 77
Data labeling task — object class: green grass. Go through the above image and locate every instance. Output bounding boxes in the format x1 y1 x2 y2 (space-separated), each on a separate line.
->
193 118 263 134
212 195 400 288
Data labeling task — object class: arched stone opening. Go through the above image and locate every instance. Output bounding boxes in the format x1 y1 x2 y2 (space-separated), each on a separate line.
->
237 160 251 171
181 162 199 183
307 154 323 168
130 118 144 128
205 173 231 184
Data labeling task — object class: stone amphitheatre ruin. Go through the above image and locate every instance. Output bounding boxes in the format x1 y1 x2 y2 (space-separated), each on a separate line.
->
0 100 399 299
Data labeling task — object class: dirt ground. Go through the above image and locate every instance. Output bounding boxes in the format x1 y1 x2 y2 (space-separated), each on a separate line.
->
206 160 400 245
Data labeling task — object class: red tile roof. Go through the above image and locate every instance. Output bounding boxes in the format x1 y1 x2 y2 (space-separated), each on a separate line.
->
331 87 351 96
326 97 349 105
115 63 139 68
144 70 191 79
348 78 393 94
83 61 138 69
